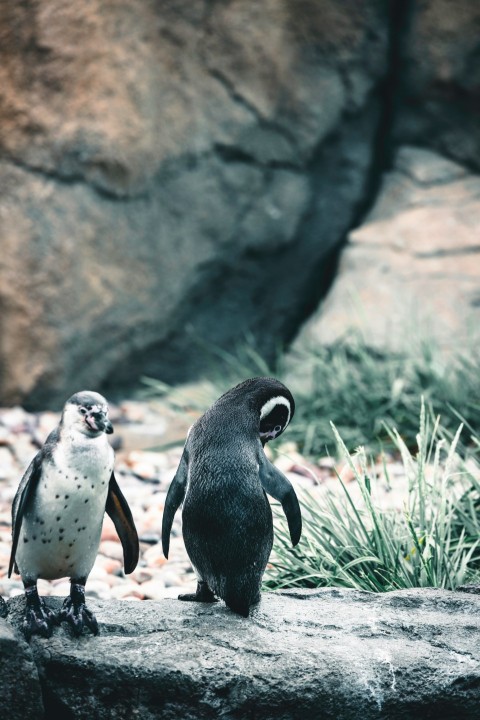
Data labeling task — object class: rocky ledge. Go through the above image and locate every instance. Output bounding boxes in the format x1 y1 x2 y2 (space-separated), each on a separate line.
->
2 588 479 719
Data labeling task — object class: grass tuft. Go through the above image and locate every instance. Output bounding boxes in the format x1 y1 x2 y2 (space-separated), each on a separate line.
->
142 334 480 457
286 335 480 457
265 403 480 592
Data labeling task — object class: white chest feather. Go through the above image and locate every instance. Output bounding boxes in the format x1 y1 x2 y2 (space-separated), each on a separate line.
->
16 434 114 581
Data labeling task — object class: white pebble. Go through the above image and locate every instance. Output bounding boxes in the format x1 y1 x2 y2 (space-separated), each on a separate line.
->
139 579 168 600
98 540 124 561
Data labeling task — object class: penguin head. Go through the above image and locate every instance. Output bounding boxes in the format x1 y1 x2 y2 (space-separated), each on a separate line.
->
62 391 114 437
221 377 295 446
259 392 293 445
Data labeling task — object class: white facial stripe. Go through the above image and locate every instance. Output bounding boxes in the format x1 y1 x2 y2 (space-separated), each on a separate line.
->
88 404 104 414
259 395 291 427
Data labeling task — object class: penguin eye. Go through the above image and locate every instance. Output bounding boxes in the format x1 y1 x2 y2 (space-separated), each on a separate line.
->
259 406 289 435
79 407 87 415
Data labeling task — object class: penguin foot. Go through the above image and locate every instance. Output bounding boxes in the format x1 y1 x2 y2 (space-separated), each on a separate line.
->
178 580 217 603
23 587 56 640
58 581 99 636
59 596 99 636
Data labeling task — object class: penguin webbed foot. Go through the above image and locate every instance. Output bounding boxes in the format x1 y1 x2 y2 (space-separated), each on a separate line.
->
178 580 217 603
23 587 56 640
58 582 99 636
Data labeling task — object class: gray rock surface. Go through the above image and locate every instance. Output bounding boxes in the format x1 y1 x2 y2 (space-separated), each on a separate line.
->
289 146 480 356
0 0 388 409
0 618 44 720
395 0 480 172
6 588 480 719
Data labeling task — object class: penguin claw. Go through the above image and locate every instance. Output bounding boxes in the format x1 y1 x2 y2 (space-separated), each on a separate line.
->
178 581 217 603
58 597 99 637
23 602 56 640
178 592 217 603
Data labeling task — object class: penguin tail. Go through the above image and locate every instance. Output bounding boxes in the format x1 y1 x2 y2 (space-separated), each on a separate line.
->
224 584 260 618
225 596 251 618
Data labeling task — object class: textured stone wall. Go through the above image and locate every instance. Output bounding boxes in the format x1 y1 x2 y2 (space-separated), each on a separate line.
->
290 146 480 356
0 1 478 408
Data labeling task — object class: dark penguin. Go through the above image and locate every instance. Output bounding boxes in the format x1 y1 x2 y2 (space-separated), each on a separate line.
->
9 391 139 639
162 377 302 617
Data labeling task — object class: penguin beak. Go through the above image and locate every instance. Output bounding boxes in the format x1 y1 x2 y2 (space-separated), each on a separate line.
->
85 412 114 434
103 418 114 434
259 425 283 445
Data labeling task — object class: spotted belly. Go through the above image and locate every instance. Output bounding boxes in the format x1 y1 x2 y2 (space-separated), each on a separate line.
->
15 461 112 582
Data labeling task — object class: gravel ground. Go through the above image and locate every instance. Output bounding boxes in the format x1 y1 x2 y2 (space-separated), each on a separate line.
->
0 396 428 604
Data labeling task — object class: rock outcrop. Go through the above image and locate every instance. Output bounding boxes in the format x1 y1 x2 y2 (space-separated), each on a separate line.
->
1 1 479 407
0 616 44 720
3 588 480 719
394 0 480 172
0 0 388 408
290 147 480 354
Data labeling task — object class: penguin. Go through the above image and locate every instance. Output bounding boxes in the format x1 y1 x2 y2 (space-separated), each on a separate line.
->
162 377 302 617
9 391 139 639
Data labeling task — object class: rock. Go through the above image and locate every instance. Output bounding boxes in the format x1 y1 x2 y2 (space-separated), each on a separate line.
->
0 618 44 719
109 582 144 601
84 580 112 601
0 407 31 431
98 540 124 562
289 147 480 358
0 447 16 480
457 585 480 595
138 533 161 546
395 1 480 172
130 567 156 585
91 553 122 575
0 595 7 618
137 580 167 602
0 1 389 408
5 588 480 719
143 543 168 568
100 515 119 542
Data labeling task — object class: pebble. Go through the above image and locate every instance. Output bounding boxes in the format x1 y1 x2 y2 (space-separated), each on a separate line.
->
101 516 119 542
85 580 113 600
140 580 170 601
0 448 15 480
51 581 71 596
98 541 125 562
92 554 123 575
143 544 169 567
110 582 144 600
130 567 156 584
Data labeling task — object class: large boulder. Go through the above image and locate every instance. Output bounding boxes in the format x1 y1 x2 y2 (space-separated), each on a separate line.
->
394 1 480 172
0 618 44 720
289 146 480 354
6 588 480 719
0 0 388 409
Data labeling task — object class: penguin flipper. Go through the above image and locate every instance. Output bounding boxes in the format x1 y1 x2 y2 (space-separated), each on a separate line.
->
106 473 140 574
161 448 189 559
258 455 302 546
9 453 43 578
